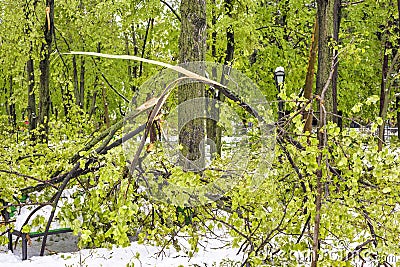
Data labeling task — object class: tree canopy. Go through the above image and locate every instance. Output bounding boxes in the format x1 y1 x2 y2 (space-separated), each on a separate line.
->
1 0 400 266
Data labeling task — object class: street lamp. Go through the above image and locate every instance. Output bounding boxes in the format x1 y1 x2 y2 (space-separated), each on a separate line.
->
274 66 285 120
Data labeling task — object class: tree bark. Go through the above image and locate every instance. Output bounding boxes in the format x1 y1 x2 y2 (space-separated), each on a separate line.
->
24 3 37 133
396 0 400 139
8 76 16 128
378 17 397 150
139 18 153 77
312 0 336 265
303 17 318 133
132 25 139 80
206 0 218 157
178 0 207 171
125 33 133 92
378 51 399 151
72 55 79 106
397 94 400 140
38 0 54 142
79 56 85 109
224 0 234 66
89 43 101 120
102 84 110 128
61 80 73 119
207 0 234 157
316 0 335 116
331 0 341 124
27 55 37 132
379 42 390 119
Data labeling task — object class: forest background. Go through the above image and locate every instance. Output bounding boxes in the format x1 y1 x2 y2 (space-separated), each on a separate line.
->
1 0 400 266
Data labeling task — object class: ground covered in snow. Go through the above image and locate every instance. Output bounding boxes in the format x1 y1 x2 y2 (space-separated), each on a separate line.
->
0 232 243 267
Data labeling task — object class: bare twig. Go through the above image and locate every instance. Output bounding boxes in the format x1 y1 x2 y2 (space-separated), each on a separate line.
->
341 239 374 261
160 0 181 21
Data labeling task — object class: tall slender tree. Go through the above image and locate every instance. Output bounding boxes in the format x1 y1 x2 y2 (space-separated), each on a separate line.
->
316 0 335 115
38 0 54 142
24 1 37 133
313 0 337 266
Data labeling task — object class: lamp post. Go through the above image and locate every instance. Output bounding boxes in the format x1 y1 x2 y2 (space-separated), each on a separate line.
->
274 66 285 120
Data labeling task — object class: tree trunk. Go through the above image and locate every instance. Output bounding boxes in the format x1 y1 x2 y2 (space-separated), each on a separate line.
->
8 76 16 128
312 0 336 265
26 55 37 132
316 0 335 116
61 81 73 119
331 0 341 124
101 84 110 128
224 0 234 66
378 51 399 151
132 24 139 80
178 0 206 171
125 33 133 93
38 0 54 142
206 0 218 156
378 18 397 151
207 0 234 157
90 43 101 120
397 94 400 140
379 43 390 119
88 91 97 120
396 0 400 139
72 55 79 106
24 3 37 133
139 18 153 77
96 43 110 127
303 17 318 133
79 56 85 109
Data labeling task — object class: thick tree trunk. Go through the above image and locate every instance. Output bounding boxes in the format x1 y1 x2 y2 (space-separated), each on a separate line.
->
38 0 54 142
178 0 206 171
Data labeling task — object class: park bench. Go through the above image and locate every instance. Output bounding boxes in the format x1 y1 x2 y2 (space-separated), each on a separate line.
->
2 196 72 260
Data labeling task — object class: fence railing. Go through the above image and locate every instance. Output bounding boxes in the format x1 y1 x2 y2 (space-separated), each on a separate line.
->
350 125 399 143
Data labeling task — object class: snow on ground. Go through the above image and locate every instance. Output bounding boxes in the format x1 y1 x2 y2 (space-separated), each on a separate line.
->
1 189 243 266
0 231 243 267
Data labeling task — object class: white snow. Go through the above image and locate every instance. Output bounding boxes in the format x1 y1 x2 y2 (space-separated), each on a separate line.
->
3 190 243 266
0 231 243 267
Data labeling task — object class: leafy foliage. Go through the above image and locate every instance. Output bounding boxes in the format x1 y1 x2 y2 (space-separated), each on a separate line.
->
0 0 400 266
